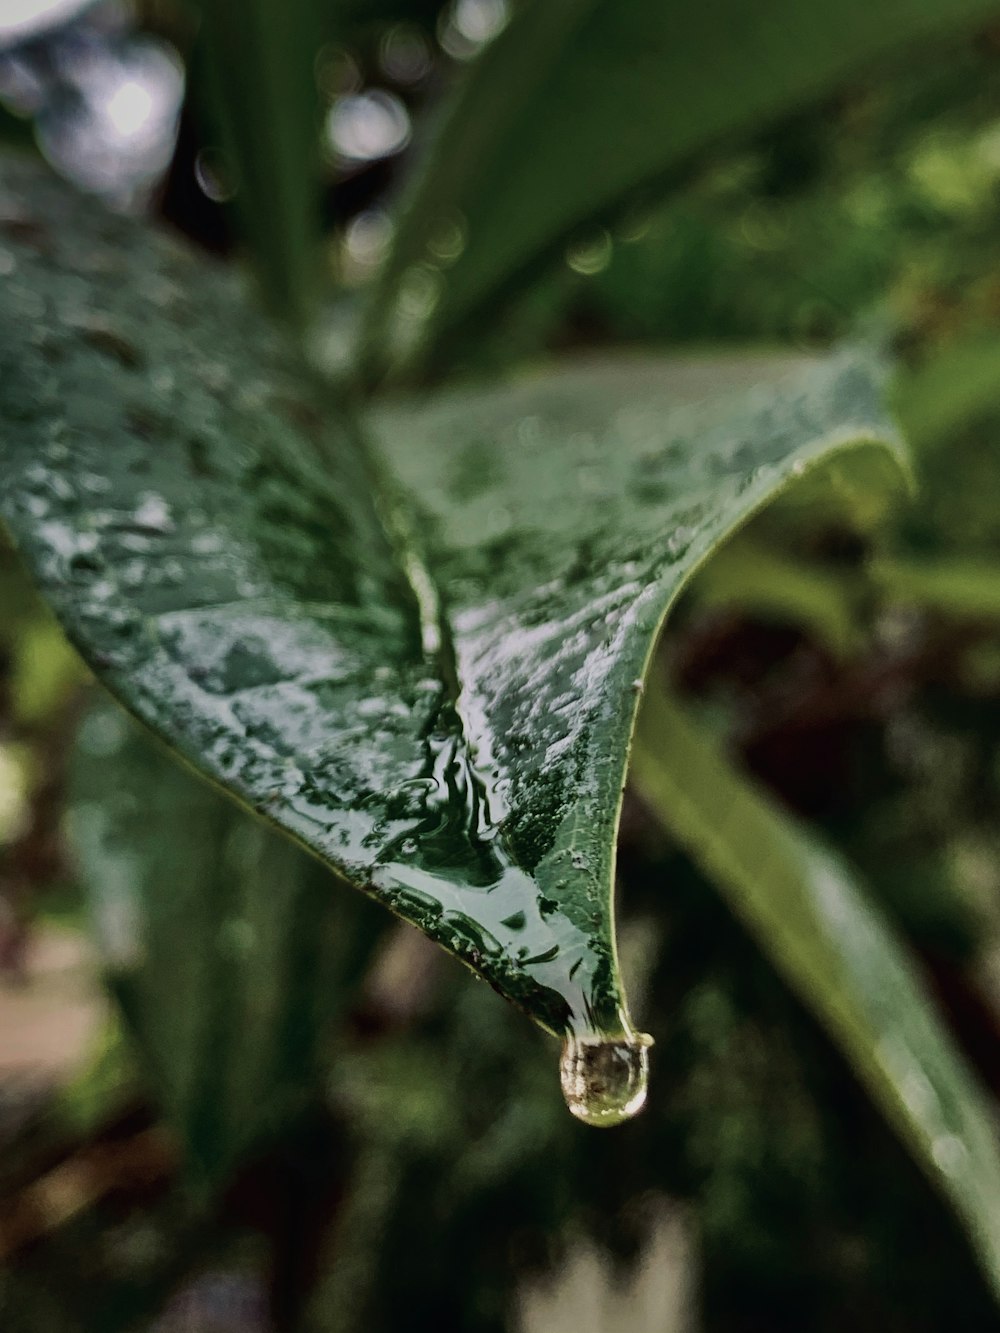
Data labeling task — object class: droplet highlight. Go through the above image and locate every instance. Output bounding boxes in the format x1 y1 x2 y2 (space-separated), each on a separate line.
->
559 1029 653 1127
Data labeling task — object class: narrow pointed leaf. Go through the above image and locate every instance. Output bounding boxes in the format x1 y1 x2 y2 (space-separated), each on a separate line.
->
0 156 906 1058
631 686 1000 1297
190 0 325 323
362 0 1000 377
70 699 381 1184
366 356 907 1047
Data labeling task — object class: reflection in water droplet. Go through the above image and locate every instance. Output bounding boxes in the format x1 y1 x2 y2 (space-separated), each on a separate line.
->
132 492 174 533
379 25 432 85
565 228 612 276
559 1028 653 1127
194 147 237 203
342 208 393 286
427 213 467 266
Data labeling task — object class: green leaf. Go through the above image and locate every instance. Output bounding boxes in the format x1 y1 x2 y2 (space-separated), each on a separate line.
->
893 332 1000 452
69 698 381 1184
362 0 1000 379
0 156 906 1121
871 555 1000 620
630 684 1000 1296
687 538 862 657
189 0 325 324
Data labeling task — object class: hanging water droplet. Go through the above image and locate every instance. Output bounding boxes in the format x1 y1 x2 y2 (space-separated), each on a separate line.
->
559 1029 653 1127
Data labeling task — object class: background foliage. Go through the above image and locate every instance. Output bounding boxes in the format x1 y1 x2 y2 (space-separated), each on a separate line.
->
8 1 1000 1331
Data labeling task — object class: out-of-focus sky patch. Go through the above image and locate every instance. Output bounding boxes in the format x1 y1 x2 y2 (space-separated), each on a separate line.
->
0 1 183 208
0 0 95 50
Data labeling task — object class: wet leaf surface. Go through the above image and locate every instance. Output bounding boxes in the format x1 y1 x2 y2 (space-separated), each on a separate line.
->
0 156 906 1074
369 355 907 1054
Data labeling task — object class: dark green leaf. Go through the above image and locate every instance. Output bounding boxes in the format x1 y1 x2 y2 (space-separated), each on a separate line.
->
69 698 381 1183
871 555 1000 619
0 157 905 1123
362 0 1000 378
631 684 1000 1296
190 0 325 323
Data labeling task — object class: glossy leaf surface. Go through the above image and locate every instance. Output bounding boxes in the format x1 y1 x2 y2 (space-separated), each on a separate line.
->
631 686 1000 1295
363 0 1000 378
368 356 907 1048
0 156 905 1051
69 699 381 1183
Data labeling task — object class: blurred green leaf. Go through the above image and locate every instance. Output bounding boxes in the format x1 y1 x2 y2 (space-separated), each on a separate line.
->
0 547 84 726
190 0 325 324
631 684 1000 1297
895 334 1000 452
11 617 83 727
69 700 381 1184
362 0 1000 379
0 157 906 1109
872 555 1000 619
688 538 861 657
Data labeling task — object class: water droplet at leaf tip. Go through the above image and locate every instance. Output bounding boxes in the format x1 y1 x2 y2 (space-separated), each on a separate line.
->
559 1030 653 1128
